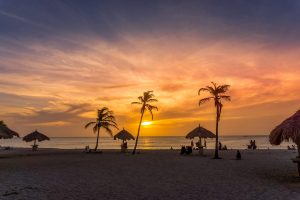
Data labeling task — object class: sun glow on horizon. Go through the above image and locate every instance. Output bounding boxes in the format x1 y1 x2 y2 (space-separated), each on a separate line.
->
141 121 152 126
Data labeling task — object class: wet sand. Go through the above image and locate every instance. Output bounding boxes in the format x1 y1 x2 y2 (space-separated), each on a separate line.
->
0 149 299 200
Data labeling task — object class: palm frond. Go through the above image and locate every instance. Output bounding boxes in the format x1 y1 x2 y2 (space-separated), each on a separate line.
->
199 97 212 106
132 101 142 105
145 105 158 120
211 82 217 90
138 96 144 102
103 126 113 137
146 104 158 111
198 88 210 95
84 121 96 129
93 124 98 133
102 122 119 130
103 115 116 121
101 119 118 126
148 107 154 120
220 95 231 101
147 98 158 102
217 84 230 93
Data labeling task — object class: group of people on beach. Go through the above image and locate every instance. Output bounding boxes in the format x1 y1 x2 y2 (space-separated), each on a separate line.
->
218 142 227 150
247 140 257 150
190 140 207 149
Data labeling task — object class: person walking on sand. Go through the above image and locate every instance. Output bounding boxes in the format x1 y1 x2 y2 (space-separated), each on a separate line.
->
236 150 241 160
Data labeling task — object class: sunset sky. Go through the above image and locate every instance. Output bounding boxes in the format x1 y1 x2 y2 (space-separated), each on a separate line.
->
0 0 300 137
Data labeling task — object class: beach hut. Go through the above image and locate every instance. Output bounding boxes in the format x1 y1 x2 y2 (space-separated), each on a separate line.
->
23 130 50 151
269 110 300 176
186 124 215 155
0 121 19 139
114 128 135 152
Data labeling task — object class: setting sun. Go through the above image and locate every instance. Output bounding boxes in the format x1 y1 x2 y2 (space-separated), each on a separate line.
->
141 121 152 126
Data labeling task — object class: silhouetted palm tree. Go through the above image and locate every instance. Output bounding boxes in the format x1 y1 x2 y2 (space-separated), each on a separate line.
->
131 91 158 155
198 82 231 159
84 107 118 151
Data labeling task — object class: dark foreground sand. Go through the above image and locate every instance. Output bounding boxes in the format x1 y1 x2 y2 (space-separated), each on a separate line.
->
0 149 299 200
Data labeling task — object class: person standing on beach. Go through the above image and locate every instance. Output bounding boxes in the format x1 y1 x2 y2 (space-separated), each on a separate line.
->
236 150 241 160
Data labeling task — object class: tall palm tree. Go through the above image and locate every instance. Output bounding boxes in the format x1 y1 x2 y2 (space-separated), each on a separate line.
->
198 82 231 159
131 91 158 155
84 107 118 151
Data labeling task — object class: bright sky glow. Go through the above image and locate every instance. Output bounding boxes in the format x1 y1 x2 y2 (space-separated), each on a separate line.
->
0 0 300 137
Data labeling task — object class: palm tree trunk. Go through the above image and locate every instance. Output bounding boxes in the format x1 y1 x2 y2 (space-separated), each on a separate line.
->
214 106 220 159
94 128 100 151
132 111 144 155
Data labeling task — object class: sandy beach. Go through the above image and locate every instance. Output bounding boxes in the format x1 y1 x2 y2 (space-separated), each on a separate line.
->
0 149 299 200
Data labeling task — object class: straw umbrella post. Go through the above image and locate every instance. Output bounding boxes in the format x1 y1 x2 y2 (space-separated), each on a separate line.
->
269 110 300 175
185 124 216 155
23 130 50 151
114 128 135 152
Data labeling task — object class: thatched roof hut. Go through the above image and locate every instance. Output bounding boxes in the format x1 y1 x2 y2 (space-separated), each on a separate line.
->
23 130 50 143
269 110 300 148
114 128 135 141
270 110 300 176
0 121 19 139
186 125 216 139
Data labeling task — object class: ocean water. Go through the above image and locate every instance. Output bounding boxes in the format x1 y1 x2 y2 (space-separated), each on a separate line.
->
0 135 295 150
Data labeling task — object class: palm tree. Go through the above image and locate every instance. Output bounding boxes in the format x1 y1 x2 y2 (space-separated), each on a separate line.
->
84 107 118 151
198 82 231 159
131 91 158 155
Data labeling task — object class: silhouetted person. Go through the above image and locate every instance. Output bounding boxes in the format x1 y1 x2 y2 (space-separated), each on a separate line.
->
180 146 186 155
204 140 207 149
236 150 241 160
219 142 222 150
252 140 256 150
191 140 194 148
186 146 192 155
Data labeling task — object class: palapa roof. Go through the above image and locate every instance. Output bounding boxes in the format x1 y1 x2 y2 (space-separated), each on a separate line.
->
114 128 135 141
0 122 20 139
269 110 300 145
23 130 50 142
186 125 216 139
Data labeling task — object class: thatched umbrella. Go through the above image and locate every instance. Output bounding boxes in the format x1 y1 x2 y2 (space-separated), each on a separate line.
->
0 121 19 139
23 130 50 150
186 124 215 154
270 110 300 154
270 110 300 175
114 128 135 152
114 128 135 141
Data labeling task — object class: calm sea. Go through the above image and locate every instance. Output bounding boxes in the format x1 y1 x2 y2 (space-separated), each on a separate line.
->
0 135 295 150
